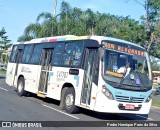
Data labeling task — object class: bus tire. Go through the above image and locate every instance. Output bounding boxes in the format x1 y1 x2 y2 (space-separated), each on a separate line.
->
63 87 79 114
17 77 27 96
59 87 68 110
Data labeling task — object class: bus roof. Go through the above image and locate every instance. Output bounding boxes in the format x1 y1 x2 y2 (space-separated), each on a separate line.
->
90 36 144 49
15 35 144 49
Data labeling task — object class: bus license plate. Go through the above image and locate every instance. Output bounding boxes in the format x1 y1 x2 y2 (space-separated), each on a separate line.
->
125 104 135 110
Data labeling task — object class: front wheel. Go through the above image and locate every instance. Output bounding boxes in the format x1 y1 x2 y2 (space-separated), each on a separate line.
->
63 87 79 114
17 77 27 96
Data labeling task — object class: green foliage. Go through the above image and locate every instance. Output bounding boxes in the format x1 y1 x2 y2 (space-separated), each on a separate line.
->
0 27 11 50
18 1 160 59
19 1 146 43
152 98 160 107
138 0 160 58
0 70 6 75
150 56 160 71
0 27 11 64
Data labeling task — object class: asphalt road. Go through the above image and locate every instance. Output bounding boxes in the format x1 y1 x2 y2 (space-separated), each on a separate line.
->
0 76 160 130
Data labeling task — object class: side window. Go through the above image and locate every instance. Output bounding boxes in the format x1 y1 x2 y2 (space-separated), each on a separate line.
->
71 42 83 66
30 44 43 64
10 45 17 62
62 41 83 66
21 45 33 63
62 43 74 66
51 42 64 65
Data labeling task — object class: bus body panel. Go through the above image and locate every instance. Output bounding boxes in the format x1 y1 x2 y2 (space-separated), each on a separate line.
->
6 62 17 87
45 67 84 101
45 66 98 110
17 64 41 93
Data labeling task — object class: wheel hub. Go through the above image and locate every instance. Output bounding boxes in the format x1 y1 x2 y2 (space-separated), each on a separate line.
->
65 94 74 109
18 82 23 93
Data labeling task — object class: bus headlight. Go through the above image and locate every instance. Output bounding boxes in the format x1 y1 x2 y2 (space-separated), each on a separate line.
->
102 85 114 100
146 94 152 102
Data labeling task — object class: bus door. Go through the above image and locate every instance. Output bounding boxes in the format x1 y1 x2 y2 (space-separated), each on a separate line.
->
13 48 23 86
38 49 53 94
81 49 98 106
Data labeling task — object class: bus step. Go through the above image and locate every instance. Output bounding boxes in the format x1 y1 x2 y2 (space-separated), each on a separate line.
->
37 93 46 98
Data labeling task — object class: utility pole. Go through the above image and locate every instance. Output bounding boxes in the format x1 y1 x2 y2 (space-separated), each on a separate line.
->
51 0 57 36
54 0 57 17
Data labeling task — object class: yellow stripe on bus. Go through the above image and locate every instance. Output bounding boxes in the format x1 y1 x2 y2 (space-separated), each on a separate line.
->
66 36 88 40
37 93 46 98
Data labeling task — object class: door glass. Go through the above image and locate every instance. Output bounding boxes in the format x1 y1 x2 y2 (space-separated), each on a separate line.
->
81 49 97 105
39 49 53 93
12 49 23 85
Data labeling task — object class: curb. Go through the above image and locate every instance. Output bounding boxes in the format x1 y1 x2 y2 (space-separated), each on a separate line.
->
0 74 6 78
151 106 160 111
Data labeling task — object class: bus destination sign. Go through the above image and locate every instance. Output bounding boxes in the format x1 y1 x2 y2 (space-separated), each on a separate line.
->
106 43 144 56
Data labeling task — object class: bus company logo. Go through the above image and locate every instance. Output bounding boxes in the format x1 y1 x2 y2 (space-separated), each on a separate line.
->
130 97 134 102
21 66 31 73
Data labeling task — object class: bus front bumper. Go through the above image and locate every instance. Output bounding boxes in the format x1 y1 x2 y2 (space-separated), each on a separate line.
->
94 93 151 114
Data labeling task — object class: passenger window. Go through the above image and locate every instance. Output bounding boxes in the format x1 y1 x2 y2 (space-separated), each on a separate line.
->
30 44 43 64
21 45 33 63
63 43 73 65
10 45 17 62
71 42 83 66
62 41 83 66
51 42 64 65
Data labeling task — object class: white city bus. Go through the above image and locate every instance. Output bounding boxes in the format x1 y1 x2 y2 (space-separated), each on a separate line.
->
6 35 153 115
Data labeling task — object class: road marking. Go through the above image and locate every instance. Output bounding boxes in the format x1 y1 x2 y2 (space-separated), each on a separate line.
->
0 87 9 91
42 104 80 120
136 115 153 120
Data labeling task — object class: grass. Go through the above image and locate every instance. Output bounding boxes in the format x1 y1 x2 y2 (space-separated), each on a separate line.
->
0 70 6 75
152 98 160 108
153 83 159 89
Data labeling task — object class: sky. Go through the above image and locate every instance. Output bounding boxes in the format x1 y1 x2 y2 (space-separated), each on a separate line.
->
0 0 146 43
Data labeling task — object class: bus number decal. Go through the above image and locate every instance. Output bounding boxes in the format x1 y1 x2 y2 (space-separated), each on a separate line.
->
56 71 68 81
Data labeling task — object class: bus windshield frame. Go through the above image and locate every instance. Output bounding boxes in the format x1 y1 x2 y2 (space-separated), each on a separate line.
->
102 40 152 91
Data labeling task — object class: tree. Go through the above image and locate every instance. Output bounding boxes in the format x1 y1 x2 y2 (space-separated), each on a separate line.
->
135 0 160 58
18 0 147 49
0 27 11 64
150 56 160 70
0 28 10 49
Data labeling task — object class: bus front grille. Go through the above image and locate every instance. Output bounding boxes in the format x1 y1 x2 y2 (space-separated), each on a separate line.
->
115 95 144 103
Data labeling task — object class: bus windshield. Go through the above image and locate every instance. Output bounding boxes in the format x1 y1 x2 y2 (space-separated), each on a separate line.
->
103 43 152 91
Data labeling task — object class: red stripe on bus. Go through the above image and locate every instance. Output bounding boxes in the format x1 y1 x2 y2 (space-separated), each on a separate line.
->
49 39 57 42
